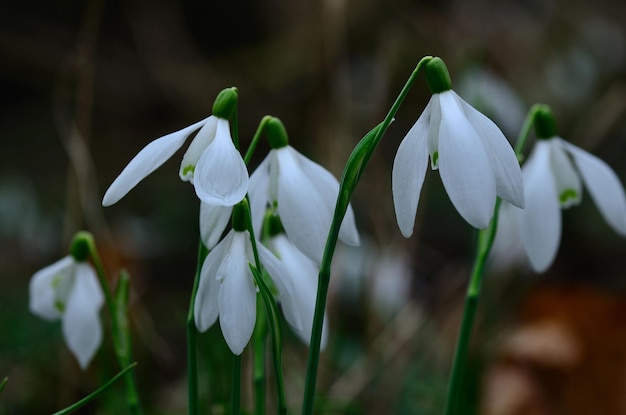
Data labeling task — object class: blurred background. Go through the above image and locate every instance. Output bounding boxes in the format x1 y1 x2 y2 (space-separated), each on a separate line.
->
2 0 626 413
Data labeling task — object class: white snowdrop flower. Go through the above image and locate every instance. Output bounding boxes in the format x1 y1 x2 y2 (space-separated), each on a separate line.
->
392 57 524 234
29 254 104 369
513 106 626 272
103 88 248 207
194 202 302 355
248 118 360 264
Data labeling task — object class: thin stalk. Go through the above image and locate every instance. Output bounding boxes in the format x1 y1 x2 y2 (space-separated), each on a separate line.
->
232 354 242 415
443 105 537 415
253 301 268 415
0 377 7 395
301 55 433 415
52 363 137 415
245 116 272 165
86 234 142 415
187 240 208 415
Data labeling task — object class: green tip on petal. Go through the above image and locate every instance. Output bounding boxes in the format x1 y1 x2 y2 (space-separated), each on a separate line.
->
559 188 579 206
425 57 452 94
232 199 250 232
69 231 92 262
212 87 239 120
533 104 558 140
266 117 289 149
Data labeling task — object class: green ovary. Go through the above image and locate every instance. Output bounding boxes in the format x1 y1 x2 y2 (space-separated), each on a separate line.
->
559 188 578 205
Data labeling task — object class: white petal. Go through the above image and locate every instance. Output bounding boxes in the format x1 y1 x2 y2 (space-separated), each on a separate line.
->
248 155 272 237
29 256 75 321
456 92 525 208
517 142 562 272
218 232 256 355
199 202 232 250
437 91 496 229
62 263 104 369
275 147 332 263
269 235 326 347
102 117 210 206
180 116 219 182
193 119 249 206
194 231 233 332
548 139 582 208
257 240 303 332
425 96 440 168
562 140 626 235
292 147 360 246
489 201 526 270
392 113 429 237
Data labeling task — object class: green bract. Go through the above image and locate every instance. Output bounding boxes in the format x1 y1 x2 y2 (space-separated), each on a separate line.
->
533 104 558 139
266 117 289 149
212 87 239 120
69 231 92 263
425 57 452 94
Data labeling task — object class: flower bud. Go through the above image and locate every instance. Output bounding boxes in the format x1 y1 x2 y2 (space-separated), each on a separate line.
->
69 231 92 262
266 117 289 149
232 199 250 232
533 104 558 140
425 57 452 94
212 87 238 120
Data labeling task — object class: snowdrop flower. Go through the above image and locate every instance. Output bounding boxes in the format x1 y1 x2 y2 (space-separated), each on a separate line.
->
194 201 302 355
102 87 248 207
249 117 360 264
514 105 626 272
392 57 525 234
29 240 104 369
265 217 328 348
199 202 232 250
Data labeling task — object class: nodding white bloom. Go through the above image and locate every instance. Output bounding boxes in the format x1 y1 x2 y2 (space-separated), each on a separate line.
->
29 256 104 369
392 58 524 234
103 88 248 207
514 136 626 272
248 118 360 264
194 211 302 354
267 232 328 348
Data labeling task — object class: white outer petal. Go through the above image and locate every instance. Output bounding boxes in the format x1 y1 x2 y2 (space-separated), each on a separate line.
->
292 147 360 246
456 91 524 208
218 232 256 355
425 96 440 167
180 116 218 182
392 112 429 238
269 235 326 348
199 202 232 250
275 147 332 263
194 231 233 332
517 142 561 272
62 263 104 369
29 256 75 321
257 240 303 332
102 117 210 206
548 138 582 208
489 201 526 270
193 118 249 206
437 91 496 229
562 139 626 235
248 155 272 237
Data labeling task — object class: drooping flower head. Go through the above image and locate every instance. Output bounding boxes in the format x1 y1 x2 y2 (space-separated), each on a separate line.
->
29 233 104 369
194 200 302 355
513 105 626 272
249 117 360 264
392 57 525 235
102 87 248 207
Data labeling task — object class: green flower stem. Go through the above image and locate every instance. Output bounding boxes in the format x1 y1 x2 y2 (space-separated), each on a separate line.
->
52 363 137 415
301 55 434 415
443 104 537 415
84 232 142 415
187 240 208 415
245 116 272 165
232 354 242 415
243 198 288 414
253 301 268 415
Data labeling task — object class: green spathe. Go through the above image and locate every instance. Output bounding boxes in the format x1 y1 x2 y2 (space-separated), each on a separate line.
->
534 104 558 140
425 57 452 94
267 117 289 149
69 231 92 262
212 87 239 120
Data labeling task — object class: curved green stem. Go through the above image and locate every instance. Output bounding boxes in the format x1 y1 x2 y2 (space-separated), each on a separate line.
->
187 240 208 415
85 233 142 415
245 116 272 165
301 55 433 415
443 104 538 415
